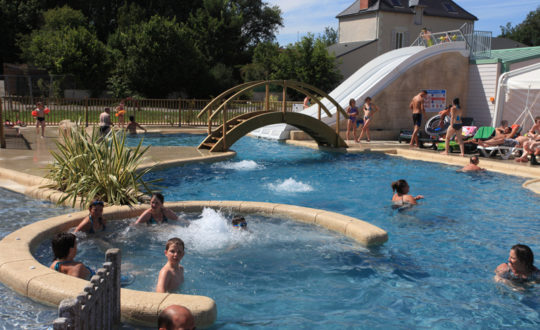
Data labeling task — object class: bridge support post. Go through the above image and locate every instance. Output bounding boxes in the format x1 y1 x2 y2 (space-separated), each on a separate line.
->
208 108 212 135
222 104 227 151
318 104 321 121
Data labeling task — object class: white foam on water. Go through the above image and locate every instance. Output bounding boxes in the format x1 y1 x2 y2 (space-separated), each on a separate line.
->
267 178 313 193
213 160 264 171
166 208 252 252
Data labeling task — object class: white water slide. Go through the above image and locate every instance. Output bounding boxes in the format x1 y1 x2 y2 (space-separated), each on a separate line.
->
251 41 469 140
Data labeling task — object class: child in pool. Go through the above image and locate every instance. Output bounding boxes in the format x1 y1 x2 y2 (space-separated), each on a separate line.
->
231 216 248 230
126 115 147 135
156 237 185 293
50 232 93 280
391 179 423 206
74 199 106 234
135 193 179 225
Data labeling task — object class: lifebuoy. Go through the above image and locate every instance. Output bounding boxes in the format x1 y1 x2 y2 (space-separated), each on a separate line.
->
425 114 450 135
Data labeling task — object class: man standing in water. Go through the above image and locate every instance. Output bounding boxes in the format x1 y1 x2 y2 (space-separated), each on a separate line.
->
409 90 427 148
99 107 113 135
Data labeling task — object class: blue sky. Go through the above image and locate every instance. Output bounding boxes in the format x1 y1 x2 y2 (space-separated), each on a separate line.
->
266 0 540 45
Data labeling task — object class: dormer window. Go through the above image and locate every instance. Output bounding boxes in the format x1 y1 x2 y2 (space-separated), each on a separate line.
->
443 2 458 13
390 0 403 7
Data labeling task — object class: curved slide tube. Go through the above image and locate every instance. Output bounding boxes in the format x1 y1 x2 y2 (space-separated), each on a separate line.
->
252 42 468 140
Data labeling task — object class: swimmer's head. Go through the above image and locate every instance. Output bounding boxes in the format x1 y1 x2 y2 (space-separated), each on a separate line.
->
151 193 165 209
129 115 135 122
510 244 534 272
470 156 479 165
88 199 104 218
232 216 247 229
166 237 185 253
391 179 409 195
52 232 76 260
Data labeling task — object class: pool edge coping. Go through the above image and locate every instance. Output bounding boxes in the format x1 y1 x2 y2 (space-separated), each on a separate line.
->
0 201 388 327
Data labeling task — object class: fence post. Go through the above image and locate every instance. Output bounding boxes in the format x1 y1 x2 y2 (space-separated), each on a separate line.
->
0 99 5 148
178 99 182 127
282 81 287 114
56 298 79 329
106 248 121 325
85 98 89 127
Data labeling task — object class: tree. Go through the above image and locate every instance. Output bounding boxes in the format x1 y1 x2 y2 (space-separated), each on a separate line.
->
0 0 44 72
244 34 342 100
499 6 540 46
108 15 206 98
18 6 109 93
320 27 338 46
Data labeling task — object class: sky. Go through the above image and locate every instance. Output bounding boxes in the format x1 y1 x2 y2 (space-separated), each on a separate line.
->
266 0 540 46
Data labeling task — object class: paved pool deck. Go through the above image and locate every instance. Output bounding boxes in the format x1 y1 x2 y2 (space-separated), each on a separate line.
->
0 126 539 196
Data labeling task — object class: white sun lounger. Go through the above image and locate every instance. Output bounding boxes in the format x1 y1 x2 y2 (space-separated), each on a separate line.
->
477 145 522 160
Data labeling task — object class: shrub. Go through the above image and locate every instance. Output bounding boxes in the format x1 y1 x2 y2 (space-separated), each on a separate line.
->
46 126 156 207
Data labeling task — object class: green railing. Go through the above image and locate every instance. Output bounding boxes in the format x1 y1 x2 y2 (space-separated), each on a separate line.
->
1 96 297 127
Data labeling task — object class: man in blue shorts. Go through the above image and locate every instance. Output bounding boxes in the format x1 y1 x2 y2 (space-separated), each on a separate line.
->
409 90 427 148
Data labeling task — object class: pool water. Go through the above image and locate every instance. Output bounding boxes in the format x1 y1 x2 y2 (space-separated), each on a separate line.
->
40 134 540 329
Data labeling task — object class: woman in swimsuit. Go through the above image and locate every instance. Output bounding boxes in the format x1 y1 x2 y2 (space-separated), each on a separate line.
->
345 98 359 141
391 179 424 206
135 193 178 225
74 199 106 234
357 96 378 142
495 244 540 283
50 232 94 280
443 97 465 156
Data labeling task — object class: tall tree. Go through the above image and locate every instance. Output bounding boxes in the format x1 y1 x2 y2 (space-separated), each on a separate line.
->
0 0 44 72
108 15 206 98
18 6 109 93
499 6 540 46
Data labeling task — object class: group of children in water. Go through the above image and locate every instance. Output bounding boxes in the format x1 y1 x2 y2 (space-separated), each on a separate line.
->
50 193 249 293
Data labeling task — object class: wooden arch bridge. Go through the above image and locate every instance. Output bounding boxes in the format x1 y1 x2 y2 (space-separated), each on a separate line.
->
197 80 348 152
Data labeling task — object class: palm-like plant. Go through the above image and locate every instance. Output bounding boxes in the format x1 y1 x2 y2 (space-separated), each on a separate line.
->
46 126 156 207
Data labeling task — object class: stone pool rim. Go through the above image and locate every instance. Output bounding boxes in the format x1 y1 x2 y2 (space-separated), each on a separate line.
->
0 201 388 328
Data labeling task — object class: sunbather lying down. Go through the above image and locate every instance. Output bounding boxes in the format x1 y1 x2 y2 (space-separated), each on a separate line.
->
475 125 526 147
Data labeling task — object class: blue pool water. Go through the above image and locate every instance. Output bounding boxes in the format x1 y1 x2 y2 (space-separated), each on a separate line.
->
39 134 540 329
4 133 539 329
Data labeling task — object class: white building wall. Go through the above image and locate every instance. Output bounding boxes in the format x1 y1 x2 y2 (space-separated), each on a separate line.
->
339 13 378 43
466 63 500 126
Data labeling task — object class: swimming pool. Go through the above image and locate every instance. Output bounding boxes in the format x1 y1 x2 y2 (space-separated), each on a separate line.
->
39 134 540 328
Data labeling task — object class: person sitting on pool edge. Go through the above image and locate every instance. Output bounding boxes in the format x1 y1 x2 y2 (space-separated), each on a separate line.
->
460 156 485 172
135 193 179 225
158 304 195 330
495 244 540 283
74 199 106 234
50 232 94 280
232 216 247 230
156 237 185 293
391 179 424 206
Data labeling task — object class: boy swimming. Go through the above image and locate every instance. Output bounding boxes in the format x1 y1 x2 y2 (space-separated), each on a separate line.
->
50 232 94 280
156 237 185 293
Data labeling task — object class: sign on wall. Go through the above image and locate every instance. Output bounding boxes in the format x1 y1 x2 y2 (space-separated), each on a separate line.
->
424 89 446 112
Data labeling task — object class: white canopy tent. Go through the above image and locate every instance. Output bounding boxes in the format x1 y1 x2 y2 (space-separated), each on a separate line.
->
493 63 540 130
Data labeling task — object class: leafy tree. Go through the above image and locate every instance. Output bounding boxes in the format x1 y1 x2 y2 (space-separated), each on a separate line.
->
240 41 280 81
18 6 109 93
320 27 338 46
108 15 206 98
244 34 342 100
0 0 44 72
499 6 540 46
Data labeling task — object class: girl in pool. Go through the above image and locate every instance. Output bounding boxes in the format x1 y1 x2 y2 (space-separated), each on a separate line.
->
391 179 424 206
74 199 106 234
495 244 540 283
357 96 378 142
135 193 179 225
442 97 465 156
345 98 359 141
50 232 94 280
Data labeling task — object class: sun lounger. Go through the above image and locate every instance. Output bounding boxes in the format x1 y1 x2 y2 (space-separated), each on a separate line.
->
476 124 523 159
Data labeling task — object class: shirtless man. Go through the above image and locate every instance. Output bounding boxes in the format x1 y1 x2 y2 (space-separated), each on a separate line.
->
460 156 485 172
158 305 195 330
477 124 521 147
409 90 427 148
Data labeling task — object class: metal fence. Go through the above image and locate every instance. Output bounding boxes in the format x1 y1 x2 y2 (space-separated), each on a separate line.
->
53 248 121 330
1 96 298 127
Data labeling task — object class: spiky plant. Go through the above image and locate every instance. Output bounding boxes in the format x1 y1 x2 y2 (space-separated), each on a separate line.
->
45 126 156 207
